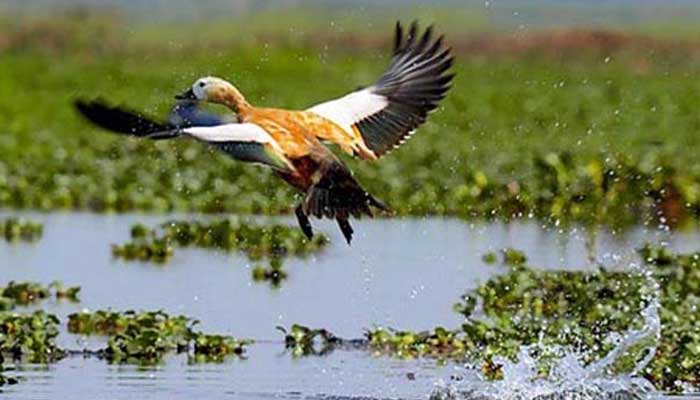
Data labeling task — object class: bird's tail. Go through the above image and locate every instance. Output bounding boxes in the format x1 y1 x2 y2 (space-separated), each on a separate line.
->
302 161 389 244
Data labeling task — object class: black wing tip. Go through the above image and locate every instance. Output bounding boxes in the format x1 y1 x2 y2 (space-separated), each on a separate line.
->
73 97 170 137
393 20 449 56
354 22 454 157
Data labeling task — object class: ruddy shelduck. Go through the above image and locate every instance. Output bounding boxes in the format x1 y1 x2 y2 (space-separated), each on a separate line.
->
76 21 454 244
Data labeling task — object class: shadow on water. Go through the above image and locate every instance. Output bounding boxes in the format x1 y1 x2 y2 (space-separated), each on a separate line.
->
0 211 698 399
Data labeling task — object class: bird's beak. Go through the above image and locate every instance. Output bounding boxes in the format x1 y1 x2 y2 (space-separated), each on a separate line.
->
175 88 197 100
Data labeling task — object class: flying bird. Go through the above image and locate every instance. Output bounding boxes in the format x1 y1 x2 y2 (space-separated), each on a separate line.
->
75 21 454 244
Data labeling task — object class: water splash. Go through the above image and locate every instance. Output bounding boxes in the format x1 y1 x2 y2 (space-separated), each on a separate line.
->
432 267 663 400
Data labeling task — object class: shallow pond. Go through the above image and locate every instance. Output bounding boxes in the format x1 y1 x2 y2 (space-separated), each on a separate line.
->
1 212 699 399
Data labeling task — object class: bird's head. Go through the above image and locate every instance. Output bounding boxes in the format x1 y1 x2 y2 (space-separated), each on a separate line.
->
176 76 235 103
176 76 250 114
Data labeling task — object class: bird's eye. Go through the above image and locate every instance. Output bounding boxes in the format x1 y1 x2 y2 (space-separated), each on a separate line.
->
198 82 206 88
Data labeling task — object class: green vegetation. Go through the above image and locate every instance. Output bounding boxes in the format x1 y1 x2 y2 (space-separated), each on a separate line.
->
367 327 468 359
363 247 700 392
0 311 64 363
0 281 80 310
0 354 18 387
1 218 42 243
278 324 340 357
252 258 288 288
190 332 250 363
67 310 250 364
2 15 700 230
112 219 327 268
4 11 700 392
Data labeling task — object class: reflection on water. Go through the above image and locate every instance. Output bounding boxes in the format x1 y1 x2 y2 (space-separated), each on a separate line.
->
0 212 697 399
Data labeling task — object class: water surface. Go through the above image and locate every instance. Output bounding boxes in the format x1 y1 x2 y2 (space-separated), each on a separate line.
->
0 212 697 399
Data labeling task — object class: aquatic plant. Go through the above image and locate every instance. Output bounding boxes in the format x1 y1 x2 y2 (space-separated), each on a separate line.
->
0 373 18 387
112 218 328 264
49 282 81 302
67 310 191 337
0 281 80 310
278 324 339 356
359 248 700 392
189 332 251 362
251 259 288 288
636 245 700 390
0 354 18 387
0 311 64 363
67 310 250 364
366 327 469 359
0 282 48 306
451 248 700 391
1 218 43 243
481 251 498 265
3 31 700 231
501 248 527 266
111 238 174 263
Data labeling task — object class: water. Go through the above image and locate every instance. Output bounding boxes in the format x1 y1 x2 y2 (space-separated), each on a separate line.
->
433 299 662 400
1 212 698 400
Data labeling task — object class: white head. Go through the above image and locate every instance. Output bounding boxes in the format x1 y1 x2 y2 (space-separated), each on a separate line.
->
175 76 236 102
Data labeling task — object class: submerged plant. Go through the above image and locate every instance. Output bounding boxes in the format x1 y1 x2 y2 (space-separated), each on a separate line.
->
1 218 43 243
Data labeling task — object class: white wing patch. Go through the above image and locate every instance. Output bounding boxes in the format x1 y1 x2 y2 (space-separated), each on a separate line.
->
308 88 388 134
183 123 286 154
184 123 272 143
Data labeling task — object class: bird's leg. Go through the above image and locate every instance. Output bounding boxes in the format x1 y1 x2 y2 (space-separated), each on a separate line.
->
295 204 314 240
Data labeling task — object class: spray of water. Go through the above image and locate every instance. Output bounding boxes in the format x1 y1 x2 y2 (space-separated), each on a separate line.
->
431 262 663 400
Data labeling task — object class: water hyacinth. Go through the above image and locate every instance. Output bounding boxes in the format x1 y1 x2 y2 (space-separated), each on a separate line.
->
366 327 469 359
358 247 700 392
278 324 340 357
67 310 251 364
112 218 328 264
252 258 288 288
0 311 64 363
190 332 251 362
67 310 192 337
0 355 18 387
1 218 43 243
0 281 80 310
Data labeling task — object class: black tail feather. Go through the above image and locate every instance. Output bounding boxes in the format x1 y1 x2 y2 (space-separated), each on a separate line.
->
300 161 389 245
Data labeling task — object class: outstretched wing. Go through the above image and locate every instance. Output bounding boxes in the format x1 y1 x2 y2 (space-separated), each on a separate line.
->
178 124 295 172
307 21 454 158
75 99 293 172
75 99 172 137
